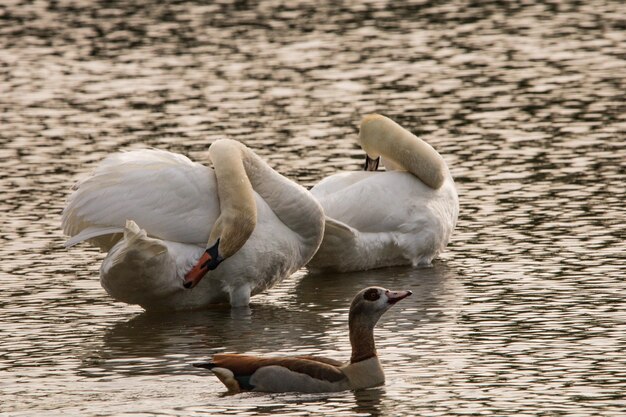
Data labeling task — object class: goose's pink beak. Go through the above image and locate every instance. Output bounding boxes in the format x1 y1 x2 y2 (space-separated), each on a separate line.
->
386 290 413 304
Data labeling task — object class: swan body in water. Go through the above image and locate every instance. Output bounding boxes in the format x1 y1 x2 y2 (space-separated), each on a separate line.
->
62 139 325 309
308 114 459 272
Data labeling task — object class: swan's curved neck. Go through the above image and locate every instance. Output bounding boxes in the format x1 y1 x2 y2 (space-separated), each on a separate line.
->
208 139 324 259
358 114 449 189
237 145 324 250
207 140 257 257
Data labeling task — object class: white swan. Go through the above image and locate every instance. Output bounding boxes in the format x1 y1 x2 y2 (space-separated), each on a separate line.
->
62 139 325 309
308 114 459 272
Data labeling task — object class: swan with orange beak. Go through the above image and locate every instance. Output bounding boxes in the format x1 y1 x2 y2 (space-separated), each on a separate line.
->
62 138 325 309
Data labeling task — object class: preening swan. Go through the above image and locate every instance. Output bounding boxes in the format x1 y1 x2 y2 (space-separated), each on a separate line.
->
308 114 459 272
193 286 412 393
62 139 325 309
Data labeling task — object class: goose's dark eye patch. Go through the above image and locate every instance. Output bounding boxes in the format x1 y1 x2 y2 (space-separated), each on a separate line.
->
363 288 380 301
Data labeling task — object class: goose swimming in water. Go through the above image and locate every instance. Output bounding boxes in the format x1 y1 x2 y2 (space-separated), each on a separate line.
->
61 139 325 309
308 114 459 272
193 286 412 393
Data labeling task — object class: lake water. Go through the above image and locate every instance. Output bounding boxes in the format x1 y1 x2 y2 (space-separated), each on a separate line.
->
1 0 625 416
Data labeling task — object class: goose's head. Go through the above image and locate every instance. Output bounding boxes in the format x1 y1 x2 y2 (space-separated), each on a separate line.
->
349 286 412 327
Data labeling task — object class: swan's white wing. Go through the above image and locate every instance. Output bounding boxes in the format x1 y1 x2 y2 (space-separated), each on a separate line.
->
310 170 458 271
64 225 125 248
62 149 220 248
312 171 440 234
309 171 375 199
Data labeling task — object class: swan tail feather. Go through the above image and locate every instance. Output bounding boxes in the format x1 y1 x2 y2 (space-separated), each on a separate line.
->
99 221 173 306
116 220 167 258
101 220 168 283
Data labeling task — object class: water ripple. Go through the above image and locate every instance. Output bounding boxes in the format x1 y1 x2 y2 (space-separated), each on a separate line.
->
1 0 625 416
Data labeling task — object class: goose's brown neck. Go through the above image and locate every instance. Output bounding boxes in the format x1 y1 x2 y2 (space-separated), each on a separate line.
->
349 315 377 363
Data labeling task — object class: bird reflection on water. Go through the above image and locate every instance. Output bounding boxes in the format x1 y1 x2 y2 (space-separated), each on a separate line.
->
83 302 333 377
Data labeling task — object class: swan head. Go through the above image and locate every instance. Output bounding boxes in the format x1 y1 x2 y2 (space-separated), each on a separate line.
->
363 155 380 171
182 207 257 289
349 286 412 328
183 239 224 289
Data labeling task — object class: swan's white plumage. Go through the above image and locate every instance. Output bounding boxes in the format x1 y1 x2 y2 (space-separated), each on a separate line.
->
63 150 218 248
308 115 459 272
62 147 325 310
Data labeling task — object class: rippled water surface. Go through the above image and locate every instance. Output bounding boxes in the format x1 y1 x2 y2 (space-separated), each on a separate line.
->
1 0 625 415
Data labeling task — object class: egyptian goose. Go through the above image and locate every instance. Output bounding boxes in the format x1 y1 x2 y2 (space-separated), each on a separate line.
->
62 139 325 309
308 114 459 272
193 286 412 393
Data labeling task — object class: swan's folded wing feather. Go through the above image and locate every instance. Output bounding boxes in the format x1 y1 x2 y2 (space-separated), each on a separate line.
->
313 217 358 258
64 225 125 249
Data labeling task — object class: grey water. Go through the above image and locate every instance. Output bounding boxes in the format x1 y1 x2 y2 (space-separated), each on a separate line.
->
1 0 625 416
